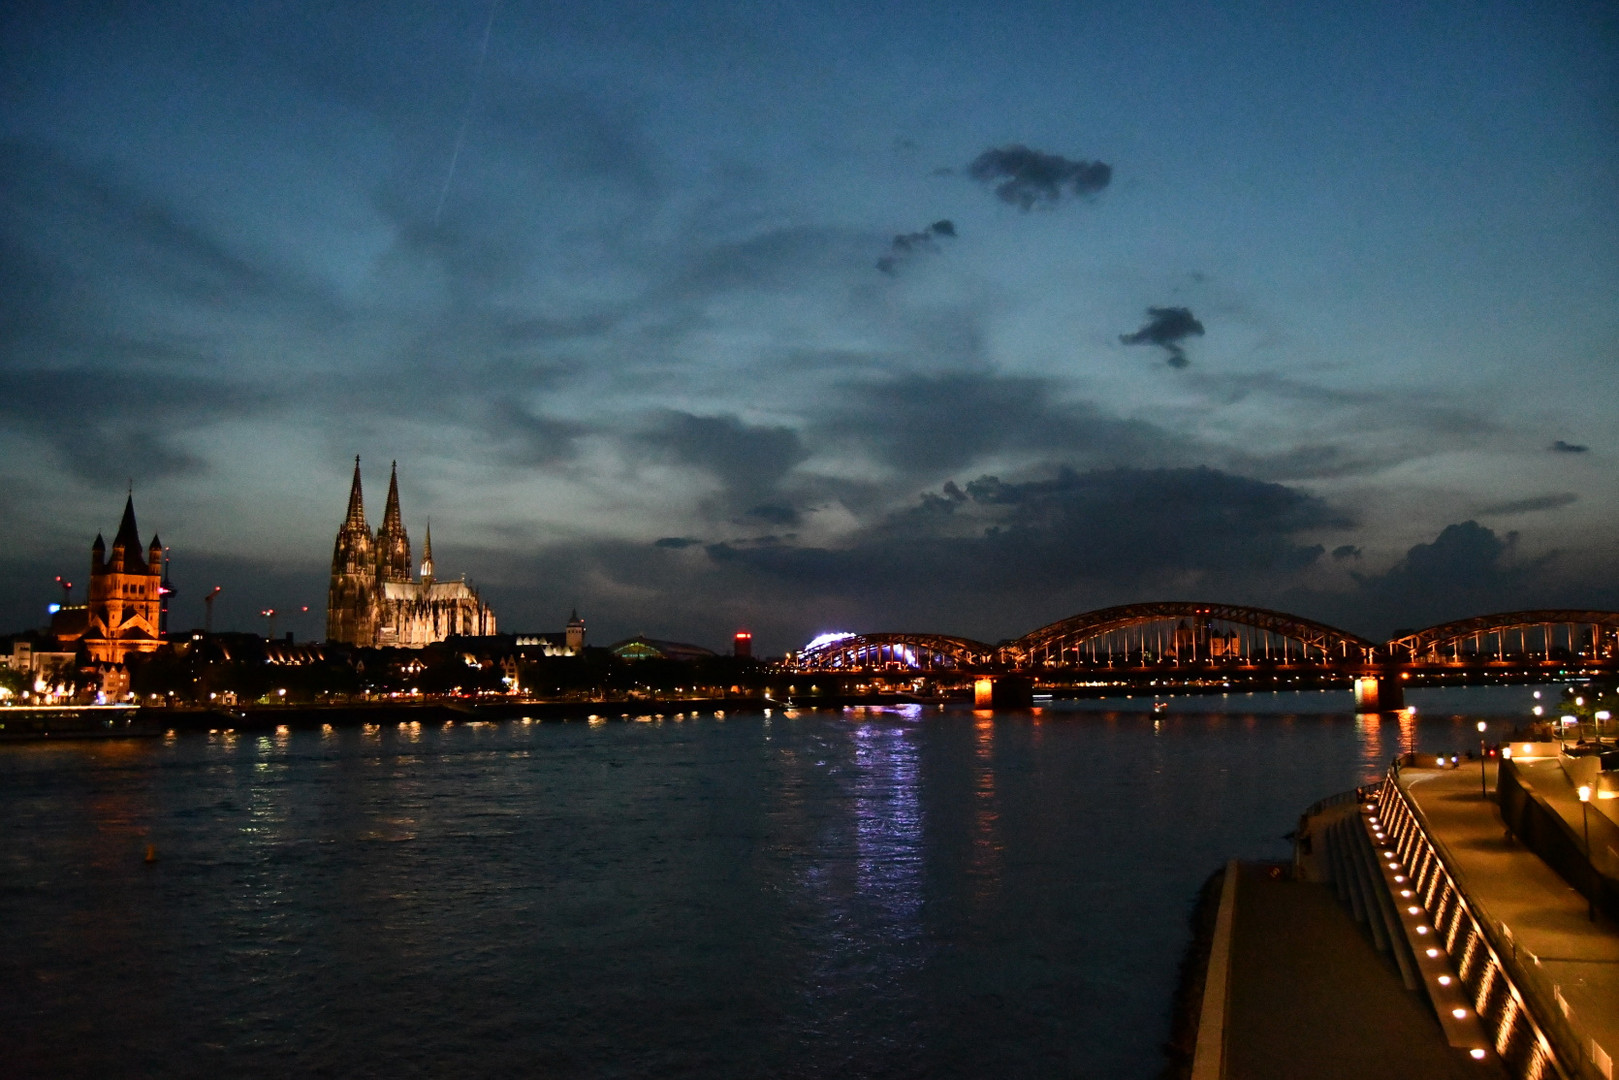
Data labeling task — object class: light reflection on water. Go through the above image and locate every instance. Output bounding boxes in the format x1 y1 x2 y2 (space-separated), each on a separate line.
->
0 688 1527 1079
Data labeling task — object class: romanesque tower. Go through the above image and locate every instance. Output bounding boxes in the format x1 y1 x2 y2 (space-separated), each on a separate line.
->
375 461 413 585
85 496 165 663
326 458 378 645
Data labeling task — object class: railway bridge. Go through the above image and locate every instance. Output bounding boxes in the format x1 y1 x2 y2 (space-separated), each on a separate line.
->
791 604 1619 710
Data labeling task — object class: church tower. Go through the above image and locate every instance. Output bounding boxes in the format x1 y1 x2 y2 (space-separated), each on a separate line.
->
85 495 165 663
326 458 378 645
420 521 435 584
375 461 413 585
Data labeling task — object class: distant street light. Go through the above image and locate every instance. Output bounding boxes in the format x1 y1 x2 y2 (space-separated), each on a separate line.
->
1577 784 1594 922
1478 720 1488 797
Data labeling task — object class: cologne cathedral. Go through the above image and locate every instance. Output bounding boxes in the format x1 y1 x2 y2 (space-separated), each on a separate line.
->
326 459 496 648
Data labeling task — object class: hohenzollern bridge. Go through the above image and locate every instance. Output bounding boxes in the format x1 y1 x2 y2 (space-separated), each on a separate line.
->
789 603 1619 709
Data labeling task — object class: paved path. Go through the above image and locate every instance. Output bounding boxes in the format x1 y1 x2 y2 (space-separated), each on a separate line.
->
1223 861 1502 1080
1400 765 1619 1076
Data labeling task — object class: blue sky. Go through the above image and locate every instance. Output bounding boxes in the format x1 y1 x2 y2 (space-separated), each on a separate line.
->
2 0 1615 650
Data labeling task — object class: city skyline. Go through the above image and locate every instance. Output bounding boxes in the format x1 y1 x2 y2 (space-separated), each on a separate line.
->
2 1 1616 651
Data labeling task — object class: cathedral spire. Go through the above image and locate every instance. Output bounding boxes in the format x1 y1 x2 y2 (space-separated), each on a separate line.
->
344 456 368 532
420 520 434 582
382 460 403 534
374 460 412 584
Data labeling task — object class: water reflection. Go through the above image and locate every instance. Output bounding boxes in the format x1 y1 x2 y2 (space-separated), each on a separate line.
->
851 721 924 934
970 713 1001 906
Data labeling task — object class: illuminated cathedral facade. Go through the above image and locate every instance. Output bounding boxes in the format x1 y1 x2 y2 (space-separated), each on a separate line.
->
326 459 497 648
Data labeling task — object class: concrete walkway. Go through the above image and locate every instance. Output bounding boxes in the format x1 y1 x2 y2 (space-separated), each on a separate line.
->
1222 861 1503 1080
1400 765 1619 1077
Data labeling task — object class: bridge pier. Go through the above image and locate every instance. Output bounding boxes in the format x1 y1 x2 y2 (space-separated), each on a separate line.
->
1353 674 1405 712
974 676 1033 709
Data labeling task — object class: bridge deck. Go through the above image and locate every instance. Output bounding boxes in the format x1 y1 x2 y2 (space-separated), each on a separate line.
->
1399 765 1619 1078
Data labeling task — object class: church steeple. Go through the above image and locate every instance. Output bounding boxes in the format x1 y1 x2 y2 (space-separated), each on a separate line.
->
420 520 435 583
374 460 412 584
382 461 403 534
344 455 368 533
327 456 377 645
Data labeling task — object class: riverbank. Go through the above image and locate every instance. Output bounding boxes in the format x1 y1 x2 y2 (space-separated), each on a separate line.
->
0 693 962 741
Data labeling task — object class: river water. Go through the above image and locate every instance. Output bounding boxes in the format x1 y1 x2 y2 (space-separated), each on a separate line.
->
0 687 1536 1079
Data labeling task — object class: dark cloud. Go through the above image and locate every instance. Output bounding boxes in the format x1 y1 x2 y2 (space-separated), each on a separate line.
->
1477 493 1578 516
876 219 955 275
1330 521 1550 636
819 371 1181 480
743 504 801 526
637 412 807 516
966 145 1111 210
0 366 270 484
703 466 1342 636
1120 307 1205 368
654 537 701 549
1551 440 1588 453
487 401 587 466
1331 545 1362 560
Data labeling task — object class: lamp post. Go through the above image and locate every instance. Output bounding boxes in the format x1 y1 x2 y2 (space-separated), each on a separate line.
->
1577 784 1594 922
1478 720 1488 797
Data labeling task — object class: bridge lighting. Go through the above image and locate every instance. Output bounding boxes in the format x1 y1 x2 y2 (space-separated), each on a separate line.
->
803 632 856 651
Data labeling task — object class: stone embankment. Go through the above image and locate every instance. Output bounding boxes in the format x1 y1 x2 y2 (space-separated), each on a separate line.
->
1181 756 1619 1080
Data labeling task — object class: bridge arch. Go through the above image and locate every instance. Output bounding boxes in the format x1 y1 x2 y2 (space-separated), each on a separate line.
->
794 632 998 672
1383 610 1619 664
1006 601 1378 668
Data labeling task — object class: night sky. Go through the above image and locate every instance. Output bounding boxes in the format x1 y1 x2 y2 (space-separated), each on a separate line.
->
3 1 1616 652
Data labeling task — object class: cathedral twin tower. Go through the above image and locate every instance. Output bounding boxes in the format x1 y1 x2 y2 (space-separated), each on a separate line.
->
326 459 496 648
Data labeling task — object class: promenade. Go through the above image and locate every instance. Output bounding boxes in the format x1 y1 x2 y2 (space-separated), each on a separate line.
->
1220 859 1499 1079
1399 763 1619 1078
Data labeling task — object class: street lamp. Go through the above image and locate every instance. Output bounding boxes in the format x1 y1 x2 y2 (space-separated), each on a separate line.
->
1577 784 1594 922
1478 720 1488 797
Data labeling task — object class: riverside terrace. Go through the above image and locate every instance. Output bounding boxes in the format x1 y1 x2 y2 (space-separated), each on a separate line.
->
791 603 1619 709
1183 746 1619 1080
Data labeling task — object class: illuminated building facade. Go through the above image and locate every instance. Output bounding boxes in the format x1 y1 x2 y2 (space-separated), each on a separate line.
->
325 460 497 648
83 496 166 664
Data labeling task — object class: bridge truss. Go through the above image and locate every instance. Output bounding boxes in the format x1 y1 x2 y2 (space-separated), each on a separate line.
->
793 632 998 672
1385 610 1619 665
1005 601 1379 669
789 604 1619 677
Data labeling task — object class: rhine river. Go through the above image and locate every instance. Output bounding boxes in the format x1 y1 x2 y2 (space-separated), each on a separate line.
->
1 687 1536 1079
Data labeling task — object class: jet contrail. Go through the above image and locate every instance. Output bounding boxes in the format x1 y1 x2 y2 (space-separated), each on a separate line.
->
433 0 500 227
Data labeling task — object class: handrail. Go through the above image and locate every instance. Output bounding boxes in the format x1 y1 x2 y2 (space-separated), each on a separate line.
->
1376 772 1575 1080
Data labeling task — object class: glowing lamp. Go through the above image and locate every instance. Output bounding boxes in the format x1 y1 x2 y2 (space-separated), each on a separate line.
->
1579 785 1592 803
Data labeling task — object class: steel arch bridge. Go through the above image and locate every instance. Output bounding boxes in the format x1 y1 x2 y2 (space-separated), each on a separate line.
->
1005 601 1379 668
793 632 998 671
788 602 1619 676
1385 610 1619 665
